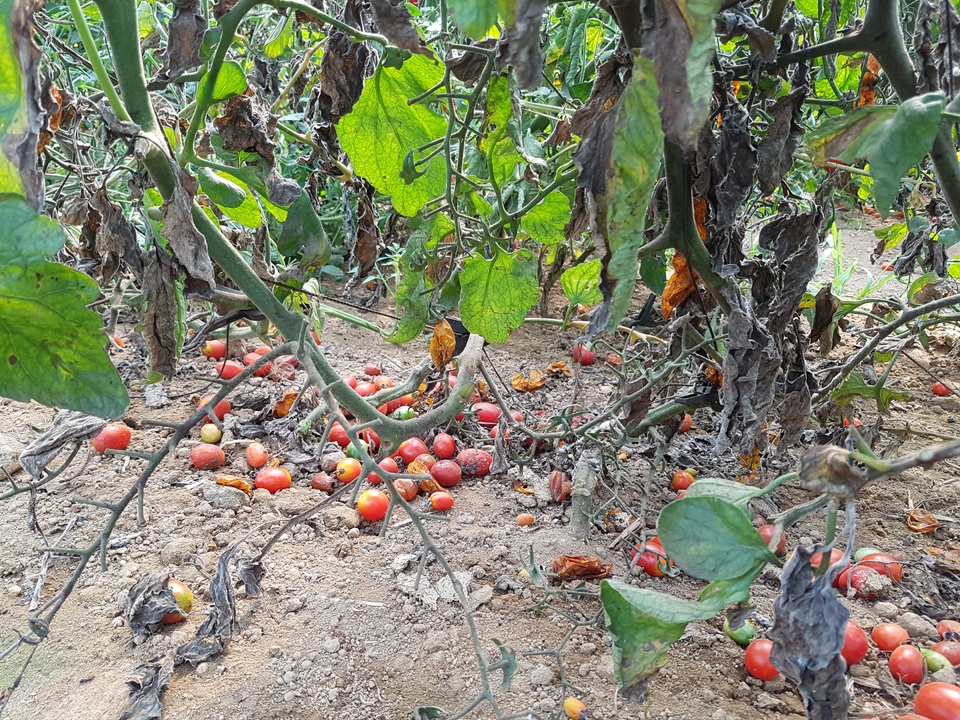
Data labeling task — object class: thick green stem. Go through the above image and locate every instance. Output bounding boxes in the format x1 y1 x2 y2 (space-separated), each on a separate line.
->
67 0 132 122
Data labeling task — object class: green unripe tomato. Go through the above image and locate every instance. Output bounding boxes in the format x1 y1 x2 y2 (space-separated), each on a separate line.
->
391 406 416 421
723 618 756 647
921 648 952 672
345 440 369 460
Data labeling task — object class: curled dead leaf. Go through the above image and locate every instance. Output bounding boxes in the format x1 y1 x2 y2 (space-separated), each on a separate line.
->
923 545 960 570
551 555 612 581
514 479 535 495
511 368 547 392
906 508 940 533
430 319 457 370
215 475 253 494
549 470 572 503
273 387 299 417
546 361 572 377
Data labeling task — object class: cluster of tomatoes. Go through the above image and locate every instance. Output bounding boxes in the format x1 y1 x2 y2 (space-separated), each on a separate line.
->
201 339 300 382
744 619 960 719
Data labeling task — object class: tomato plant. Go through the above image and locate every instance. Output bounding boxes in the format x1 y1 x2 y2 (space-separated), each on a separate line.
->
744 639 779 681
357 489 390 521
914 682 960 720
92 422 131 453
255 467 292 494
872 623 910 652
889 645 925 684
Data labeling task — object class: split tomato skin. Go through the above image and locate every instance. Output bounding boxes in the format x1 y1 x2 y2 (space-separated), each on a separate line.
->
889 645 925 684
393 477 418 501
914 681 960 720
744 638 779 681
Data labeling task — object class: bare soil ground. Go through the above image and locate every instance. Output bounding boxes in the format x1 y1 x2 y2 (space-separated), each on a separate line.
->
0 223 958 720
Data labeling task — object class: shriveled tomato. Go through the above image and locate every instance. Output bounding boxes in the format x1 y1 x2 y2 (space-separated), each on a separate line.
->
431 460 462 488
215 360 244 379
572 343 596 366
630 537 674 577
937 620 960 639
160 578 194 624
395 438 429 465
311 472 334 493
457 448 493 477
757 525 787 555
889 645 925 684
357 489 390 521
393 477 418 501
255 467 292 493
872 623 910 652
430 491 455 511
472 402 501 427
914 681 960 720
433 433 457 459
272 354 297 379
92 422 132 453
931 641 960 666
841 620 869 666
335 458 362 483
355 381 377 397
201 339 227 360
368 457 399 485
858 553 904 583
744 638 779 680
190 443 225 470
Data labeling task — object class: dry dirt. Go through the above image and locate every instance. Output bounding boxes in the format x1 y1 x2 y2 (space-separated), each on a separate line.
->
0 223 958 720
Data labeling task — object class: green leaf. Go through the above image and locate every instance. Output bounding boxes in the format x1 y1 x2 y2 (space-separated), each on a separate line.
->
490 640 518 690
657 497 778 580
447 0 514 39
805 93 945 214
386 216 445 343
907 271 940 305
481 75 523 187
680 476 770 509
277 192 331 269
599 56 664 330
0 0 26 195
875 221 908 252
520 191 569 245
216 175 263 228
681 0 724 149
936 224 960 249
264 11 295 59
339 55 447 217
198 167 247 208
198 60 248 104
0 198 129 418
831 370 910 413
560 259 602 307
460 247 540 343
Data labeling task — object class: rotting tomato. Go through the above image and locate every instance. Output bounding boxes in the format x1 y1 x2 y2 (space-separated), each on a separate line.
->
430 491 455 511
837 565 886 600
842 620 869 666
395 438 429 465
572 343 596 366
872 623 910 652
433 433 456 459
393 477 418 501
671 469 695 492
723 618 756 646
936 620 960 640
364 362 381 376
335 458 362 483
160 578 194 624
757 525 787 555
311 472 334 493
214 360 244 379
368 457 399 485
914 681 960 720
630 537 674 577
889 644 925 684
931 641 960 666
858 553 904 583
457 448 493 477
431 460 462 488
92 422 132 453
357 489 389 521
744 638 779 681
255 467 292 494
190 443 225 470
201 339 227 360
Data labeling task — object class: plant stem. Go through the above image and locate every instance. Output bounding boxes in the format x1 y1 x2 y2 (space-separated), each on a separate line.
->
66 0 132 122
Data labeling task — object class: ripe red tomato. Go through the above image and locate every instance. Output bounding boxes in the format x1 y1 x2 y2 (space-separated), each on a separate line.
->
201 339 227 360
757 525 787 555
433 433 456 459
243 352 270 374
393 477 418 501
255 467 292 493
837 565 884 599
871 623 910 652
678 412 693 432
414 453 437 470
342 375 358 390
810 548 849 585
364 363 381 376
744 638 779 680
931 641 960 666
456 448 493 477
937 620 960 639
671 470 695 491
92 423 132 453
328 422 350 447
630 537 674 577
336 458 362 483
472 402 501 427
198 395 231 422
889 645 925 684
932 381 951 397
431 460 462 488
858 553 904 583
430 491 455 511
572 343 596 366
880 262 894 271
395 438 429 465
841 620 869 666
355 381 377 397
190 443 225 470
359 427 381 452
215 359 244 379
914 681 960 720
367 457 398 485
160 578 194 624
253 345 270 356
357 489 390 521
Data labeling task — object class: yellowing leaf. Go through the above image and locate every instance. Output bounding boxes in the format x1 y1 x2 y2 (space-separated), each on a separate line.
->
511 368 547 392
273 387 299 417
430 319 457 369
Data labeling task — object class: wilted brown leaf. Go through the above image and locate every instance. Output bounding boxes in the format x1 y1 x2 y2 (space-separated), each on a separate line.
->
430 320 457 370
160 165 216 294
273 387 300 417
141 250 179 379
511 368 547 392
923 544 960 570
549 470 572 502
368 0 433 58
551 555 612 581
906 508 940 533
661 252 698 320
215 475 253 494
213 93 278 164
547 361 571 377
856 55 881 108
166 0 207 75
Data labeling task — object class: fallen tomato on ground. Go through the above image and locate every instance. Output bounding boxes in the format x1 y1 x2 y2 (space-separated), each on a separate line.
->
190 443 225 470
92 422 131 453
744 638 779 680
357 489 389 521
255 467 292 493
160 578 193 624
201 339 227 360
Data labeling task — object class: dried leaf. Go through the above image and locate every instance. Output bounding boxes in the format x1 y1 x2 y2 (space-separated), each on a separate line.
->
551 555 613 581
430 319 457 370
160 165 216 295
273 387 300 418
89 187 143 282
368 0 433 58
165 0 207 74
213 94 278 164
497 0 549 89
547 361 571 377
36 83 61 155
923 544 960 570
661 251 698 320
757 63 809 195
19 410 106 480
119 653 175 720
719 7 776 61
510 368 547 392
311 2 372 125
120 574 185 635
906 508 940 533
215 475 253 494
6 0 45 207
447 39 497 86
352 181 380 277
141 250 180 379
549 470 572 502
514 479 535 495
176 541 241 666
856 54 881 107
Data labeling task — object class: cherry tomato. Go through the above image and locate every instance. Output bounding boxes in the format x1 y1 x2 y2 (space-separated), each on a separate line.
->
92 422 132 453
932 381 951 397
328 422 350 448
215 360 244 379
342 375 358 390
311 472 334 493
160 578 194 624
245 442 269 469
345 440 369 461
572 343 596 365
431 460 462 488
360 428 381 452
914 681 960 720
922 649 952 672
392 406 417 420
201 339 227 360
199 423 222 443
373 376 394 390
880 262 895 271
335 458 362 483
871 623 910 652
253 345 270 356
889 645 925 684
472 402 501 427
516 513 535 526
671 470 695 491
198 395 231 422
242 352 272 376
393 477 418 501
190 443 225 470
433 433 456 459
837 565 884 600
757 525 787 555
563 697 586 719
414 453 437 470
368 457 398 485
744 638 779 680
430 491 455 511
937 620 960 640
858 553 904 583
810 548 849 585
723 618 756 646
355 381 377 397
364 363 381 376
678 412 693 432
255 467 292 493
395 438 429 465
841 620 869 666
931 641 960 666
630 537 674 577
357 489 389 521
456 448 493 477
